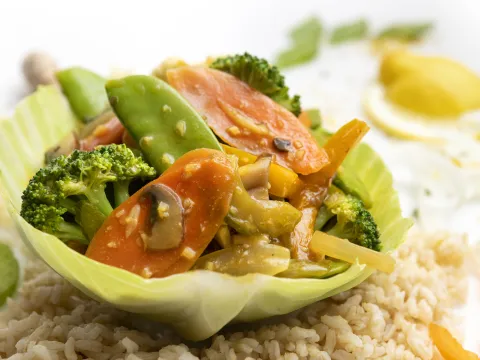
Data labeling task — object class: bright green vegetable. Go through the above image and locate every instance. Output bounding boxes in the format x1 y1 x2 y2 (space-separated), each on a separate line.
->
0 243 19 306
56 67 109 123
276 17 323 69
310 126 332 144
210 53 301 116
106 75 222 173
20 144 156 243
75 201 107 240
376 23 433 42
315 185 380 251
277 259 350 279
194 243 290 276
330 19 369 44
334 167 372 208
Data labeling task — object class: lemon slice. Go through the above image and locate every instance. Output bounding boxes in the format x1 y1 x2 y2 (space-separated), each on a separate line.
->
0 243 19 305
363 84 479 144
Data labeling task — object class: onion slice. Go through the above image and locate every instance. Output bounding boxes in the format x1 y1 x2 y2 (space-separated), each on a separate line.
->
309 231 395 274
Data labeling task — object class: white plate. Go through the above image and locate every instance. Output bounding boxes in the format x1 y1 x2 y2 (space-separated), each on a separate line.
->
1 0 479 352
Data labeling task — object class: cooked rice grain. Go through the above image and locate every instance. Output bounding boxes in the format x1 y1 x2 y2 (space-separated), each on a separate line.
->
0 227 469 360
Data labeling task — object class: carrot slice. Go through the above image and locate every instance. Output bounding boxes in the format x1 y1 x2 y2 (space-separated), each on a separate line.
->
429 323 479 360
167 67 328 175
86 149 236 278
79 116 125 151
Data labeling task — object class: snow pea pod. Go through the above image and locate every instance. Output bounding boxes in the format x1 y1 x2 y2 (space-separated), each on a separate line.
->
56 67 109 123
106 75 222 173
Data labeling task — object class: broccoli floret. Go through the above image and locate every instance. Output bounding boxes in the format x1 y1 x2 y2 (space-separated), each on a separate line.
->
210 53 302 116
315 185 381 251
20 144 157 244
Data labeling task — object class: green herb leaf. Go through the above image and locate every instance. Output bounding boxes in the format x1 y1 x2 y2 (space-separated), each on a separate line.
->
376 23 433 42
275 17 323 69
330 19 369 44
0 243 19 306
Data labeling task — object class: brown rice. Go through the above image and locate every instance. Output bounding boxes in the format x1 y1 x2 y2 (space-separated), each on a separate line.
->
0 204 470 360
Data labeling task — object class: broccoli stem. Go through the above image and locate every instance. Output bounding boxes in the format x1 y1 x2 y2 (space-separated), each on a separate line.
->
113 181 130 208
59 198 78 215
315 207 334 231
326 224 349 240
83 186 113 217
56 222 88 244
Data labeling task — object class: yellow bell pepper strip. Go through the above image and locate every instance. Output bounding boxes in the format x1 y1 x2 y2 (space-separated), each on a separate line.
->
429 323 479 360
283 119 370 260
221 144 300 198
309 231 395 274
307 119 370 186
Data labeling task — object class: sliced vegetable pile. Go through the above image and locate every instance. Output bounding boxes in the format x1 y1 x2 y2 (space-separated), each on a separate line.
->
20 53 395 279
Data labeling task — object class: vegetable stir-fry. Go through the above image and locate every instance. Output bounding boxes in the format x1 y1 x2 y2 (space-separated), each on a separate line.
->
20 53 394 279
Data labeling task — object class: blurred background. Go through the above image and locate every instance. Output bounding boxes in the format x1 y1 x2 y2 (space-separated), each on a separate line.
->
1 0 479 350
1 0 479 112
3 0 479 231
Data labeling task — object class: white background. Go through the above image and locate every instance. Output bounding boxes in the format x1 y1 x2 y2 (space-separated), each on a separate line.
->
1 0 480 114
1 0 479 352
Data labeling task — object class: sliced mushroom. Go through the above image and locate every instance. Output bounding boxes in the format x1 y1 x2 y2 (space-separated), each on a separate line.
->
273 138 292 152
142 183 184 251
44 132 79 163
238 154 272 200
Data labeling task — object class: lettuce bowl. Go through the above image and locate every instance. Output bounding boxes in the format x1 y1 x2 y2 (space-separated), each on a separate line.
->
0 86 412 341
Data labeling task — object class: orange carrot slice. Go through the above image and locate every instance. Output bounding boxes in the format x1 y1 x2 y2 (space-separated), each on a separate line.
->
86 149 236 278
80 116 125 151
167 67 328 175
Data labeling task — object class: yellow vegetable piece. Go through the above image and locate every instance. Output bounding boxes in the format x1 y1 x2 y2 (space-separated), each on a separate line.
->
222 144 300 198
309 231 395 274
429 323 479 360
379 50 480 117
